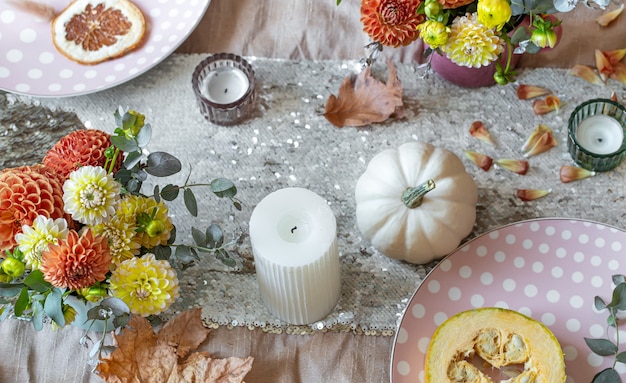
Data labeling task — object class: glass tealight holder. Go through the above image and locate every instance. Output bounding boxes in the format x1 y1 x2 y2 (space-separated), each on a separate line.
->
567 98 626 172
192 53 256 126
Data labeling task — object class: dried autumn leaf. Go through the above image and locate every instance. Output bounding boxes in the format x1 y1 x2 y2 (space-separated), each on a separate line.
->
570 64 605 85
97 309 254 383
495 158 529 175
469 121 496 146
516 84 551 100
596 4 624 27
516 189 551 201
464 150 493 171
560 165 596 183
532 95 561 115
324 59 403 128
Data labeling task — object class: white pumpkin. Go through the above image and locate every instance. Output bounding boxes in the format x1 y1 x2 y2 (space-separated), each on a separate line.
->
355 142 477 264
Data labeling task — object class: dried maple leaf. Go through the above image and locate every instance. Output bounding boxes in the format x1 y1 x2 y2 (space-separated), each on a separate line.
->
324 59 403 128
97 309 254 383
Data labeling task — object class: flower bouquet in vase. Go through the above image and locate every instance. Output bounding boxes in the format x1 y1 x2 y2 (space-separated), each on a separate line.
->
349 0 612 87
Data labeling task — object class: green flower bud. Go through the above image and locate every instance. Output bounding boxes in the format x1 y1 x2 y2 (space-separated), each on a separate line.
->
145 219 166 238
1 258 25 277
530 28 558 49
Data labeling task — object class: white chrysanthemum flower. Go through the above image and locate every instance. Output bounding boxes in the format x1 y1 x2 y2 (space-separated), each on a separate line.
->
15 215 69 269
63 166 121 226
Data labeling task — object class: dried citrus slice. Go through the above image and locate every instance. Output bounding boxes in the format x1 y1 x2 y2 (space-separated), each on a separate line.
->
424 307 566 382
51 0 146 65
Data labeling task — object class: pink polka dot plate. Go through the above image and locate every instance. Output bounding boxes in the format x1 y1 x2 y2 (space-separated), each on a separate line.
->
0 0 210 97
391 218 626 383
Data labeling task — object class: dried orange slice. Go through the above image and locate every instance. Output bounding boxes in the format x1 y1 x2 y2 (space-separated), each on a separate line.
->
51 0 146 65
424 307 566 382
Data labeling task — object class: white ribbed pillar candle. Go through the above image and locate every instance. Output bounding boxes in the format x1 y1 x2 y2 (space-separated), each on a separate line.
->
249 187 341 325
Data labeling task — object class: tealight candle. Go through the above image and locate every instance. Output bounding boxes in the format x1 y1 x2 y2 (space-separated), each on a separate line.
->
192 53 256 126
568 98 626 172
249 187 341 325
574 115 624 155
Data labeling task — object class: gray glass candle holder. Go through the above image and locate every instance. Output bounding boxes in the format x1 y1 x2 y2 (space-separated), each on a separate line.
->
567 98 626 172
192 53 256 126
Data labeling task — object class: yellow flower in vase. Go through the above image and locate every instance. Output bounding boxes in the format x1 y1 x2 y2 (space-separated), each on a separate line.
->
417 20 450 49
476 0 512 30
441 13 504 68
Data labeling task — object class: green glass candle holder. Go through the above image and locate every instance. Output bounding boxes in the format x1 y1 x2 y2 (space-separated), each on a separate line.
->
567 98 626 172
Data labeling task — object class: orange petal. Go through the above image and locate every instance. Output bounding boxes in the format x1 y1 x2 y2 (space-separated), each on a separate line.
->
464 150 493 171
569 64 605 85
516 189 551 201
603 48 626 65
611 91 618 102
495 159 529 175
532 95 561 115
521 124 552 152
596 4 624 27
595 49 613 82
469 121 496 146
516 84 552 100
559 165 596 183
523 127 557 158
609 62 626 84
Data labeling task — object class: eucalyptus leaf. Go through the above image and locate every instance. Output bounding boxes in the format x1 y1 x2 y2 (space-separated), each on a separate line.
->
585 337 618 356
122 111 137 131
44 288 65 327
0 282 24 297
595 296 608 311
192 227 207 247
613 274 625 285
592 367 622 383
123 150 143 170
88 305 112 321
184 188 198 217
113 312 130 329
126 179 141 194
24 270 52 293
616 351 626 364
608 282 626 310
167 226 176 244
32 300 43 331
153 245 172 260
206 224 224 248
110 135 139 153
144 152 182 177
210 178 237 198
174 245 199 265
216 249 236 267
153 185 161 203
114 168 133 185
160 184 180 201
136 123 152 147
89 339 103 359
101 297 130 316
14 286 29 316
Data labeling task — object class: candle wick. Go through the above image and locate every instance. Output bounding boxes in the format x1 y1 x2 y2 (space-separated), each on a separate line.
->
291 226 297 233
224 88 228 94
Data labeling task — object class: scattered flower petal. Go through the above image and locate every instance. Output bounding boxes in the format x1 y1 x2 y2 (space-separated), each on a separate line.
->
596 49 613 82
516 84 551 100
569 64 605 85
522 124 557 157
532 95 561 115
469 121 496 146
559 165 596 183
464 150 493 171
609 62 626 84
596 4 624 27
495 159 529 175
611 91 618 102
603 48 626 65
516 189 551 201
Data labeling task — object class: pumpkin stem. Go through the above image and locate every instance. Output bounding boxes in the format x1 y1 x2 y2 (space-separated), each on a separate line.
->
402 179 436 209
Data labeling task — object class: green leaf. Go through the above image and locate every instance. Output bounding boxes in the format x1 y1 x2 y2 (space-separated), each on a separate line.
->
160 184 180 201
167 226 177 245
153 185 161 203
174 245 199 265
44 288 65 327
613 274 626 286
124 150 143 170
206 224 224 249
31 300 43 331
153 245 172 260
233 200 242 211
192 227 207 247
144 152 182 177
616 351 626 364
210 178 237 198
595 296 608 311
592 367 621 383
113 312 130 329
121 110 137 131
14 286 29 316
101 297 130 316
135 123 152 148
585 338 618 356
0 282 25 297
24 270 52 293
216 249 236 267
184 188 198 217
126 179 141 194
110 135 140 153
608 282 626 310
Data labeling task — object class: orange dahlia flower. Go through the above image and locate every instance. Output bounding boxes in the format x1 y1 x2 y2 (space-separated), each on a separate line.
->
0 165 67 252
361 0 425 47
40 228 111 290
439 0 474 10
43 129 122 180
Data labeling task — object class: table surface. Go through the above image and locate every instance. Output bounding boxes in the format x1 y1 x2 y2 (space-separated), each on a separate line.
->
2 54 626 382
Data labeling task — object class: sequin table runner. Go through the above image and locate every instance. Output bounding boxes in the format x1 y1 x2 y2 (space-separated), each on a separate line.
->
2 54 625 334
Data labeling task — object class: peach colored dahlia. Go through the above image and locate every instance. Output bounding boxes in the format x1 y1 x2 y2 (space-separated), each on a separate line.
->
40 228 112 290
0 165 67 253
43 129 122 180
361 0 425 47
439 0 475 10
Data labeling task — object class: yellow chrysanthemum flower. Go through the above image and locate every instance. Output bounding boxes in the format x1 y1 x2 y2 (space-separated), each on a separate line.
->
108 253 180 317
441 13 504 68
62 166 121 226
15 216 69 269
477 0 512 30
417 20 450 49
91 215 142 266
116 195 173 248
